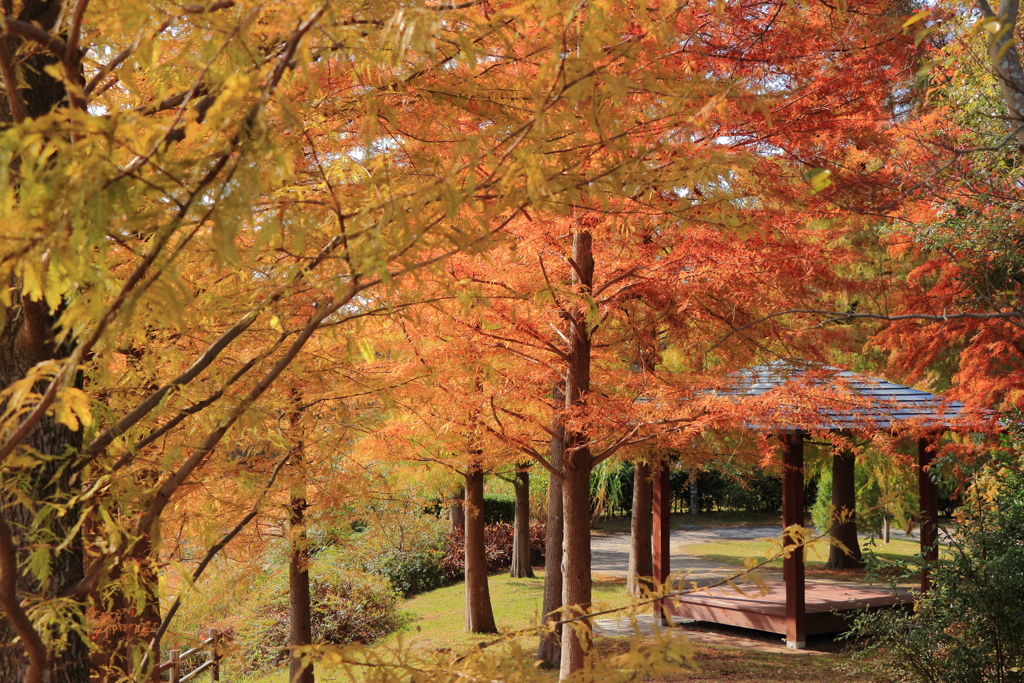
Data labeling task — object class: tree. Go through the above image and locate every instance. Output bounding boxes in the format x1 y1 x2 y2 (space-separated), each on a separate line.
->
509 462 534 579
1 1 727 680
0 2 920 681
626 460 653 596
824 438 865 570
287 394 313 683
463 461 498 633
427 4 915 674
743 1 1024 410
852 434 1024 683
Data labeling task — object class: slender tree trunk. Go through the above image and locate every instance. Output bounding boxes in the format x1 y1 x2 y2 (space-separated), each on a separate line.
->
689 475 699 515
450 485 466 535
289 418 313 683
559 230 595 681
627 462 653 596
88 530 161 683
537 407 565 667
464 464 498 633
560 452 593 679
825 447 864 570
511 464 534 578
135 545 162 683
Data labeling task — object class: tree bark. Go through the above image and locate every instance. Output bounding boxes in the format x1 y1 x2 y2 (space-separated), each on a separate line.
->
979 0 1024 150
0 302 90 683
450 485 466 535
560 451 593 679
825 447 863 570
537 407 564 667
289 421 313 683
689 475 699 515
464 464 498 633
626 462 653 596
0 3 90 681
559 230 595 680
510 464 534 578
88 530 161 683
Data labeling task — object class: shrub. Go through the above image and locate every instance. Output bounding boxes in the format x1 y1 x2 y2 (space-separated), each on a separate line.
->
364 547 446 598
690 469 784 513
423 495 516 523
233 567 401 674
441 521 546 580
850 445 1024 683
346 509 448 597
482 496 516 524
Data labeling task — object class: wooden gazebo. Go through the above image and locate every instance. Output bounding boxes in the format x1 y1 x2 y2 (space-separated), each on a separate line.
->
649 361 984 648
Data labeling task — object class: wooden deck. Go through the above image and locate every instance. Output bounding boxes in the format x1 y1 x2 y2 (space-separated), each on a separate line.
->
666 581 914 636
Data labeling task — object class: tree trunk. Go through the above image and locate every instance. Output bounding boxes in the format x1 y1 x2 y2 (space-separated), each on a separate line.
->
537 410 564 667
0 2 91 681
982 0 1024 150
510 464 534 578
289 430 313 683
88 531 161 683
558 230 595 681
0 304 90 683
825 448 864 570
464 464 498 633
0 2 94 679
689 475 699 515
560 453 593 679
450 485 466 535
627 462 653 596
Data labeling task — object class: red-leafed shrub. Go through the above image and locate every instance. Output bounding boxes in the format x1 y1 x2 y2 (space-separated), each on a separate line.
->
441 522 545 580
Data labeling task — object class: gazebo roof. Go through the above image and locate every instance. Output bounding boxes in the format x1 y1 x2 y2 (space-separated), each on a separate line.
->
725 360 978 432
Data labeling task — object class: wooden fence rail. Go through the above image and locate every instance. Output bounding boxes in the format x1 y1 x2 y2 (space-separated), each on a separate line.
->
157 628 220 683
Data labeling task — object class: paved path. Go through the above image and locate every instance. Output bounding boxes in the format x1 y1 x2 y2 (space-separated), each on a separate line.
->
590 523 924 585
591 525 785 585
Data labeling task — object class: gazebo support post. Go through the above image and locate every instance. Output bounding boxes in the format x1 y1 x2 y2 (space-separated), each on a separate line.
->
918 436 939 593
782 432 806 649
652 461 671 626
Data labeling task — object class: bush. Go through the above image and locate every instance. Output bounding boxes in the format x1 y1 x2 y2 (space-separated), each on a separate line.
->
423 495 516 523
850 445 1024 683
346 510 448 597
691 469 784 513
482 496 516 524
364 547 446 598
440 521 546 580
233 566 401 674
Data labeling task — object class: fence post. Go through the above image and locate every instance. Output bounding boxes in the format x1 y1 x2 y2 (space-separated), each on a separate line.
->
168 649 180 683
208 628 220 682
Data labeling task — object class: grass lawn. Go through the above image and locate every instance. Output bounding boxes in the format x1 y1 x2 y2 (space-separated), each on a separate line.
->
239 568 886 683
384 570 634 651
